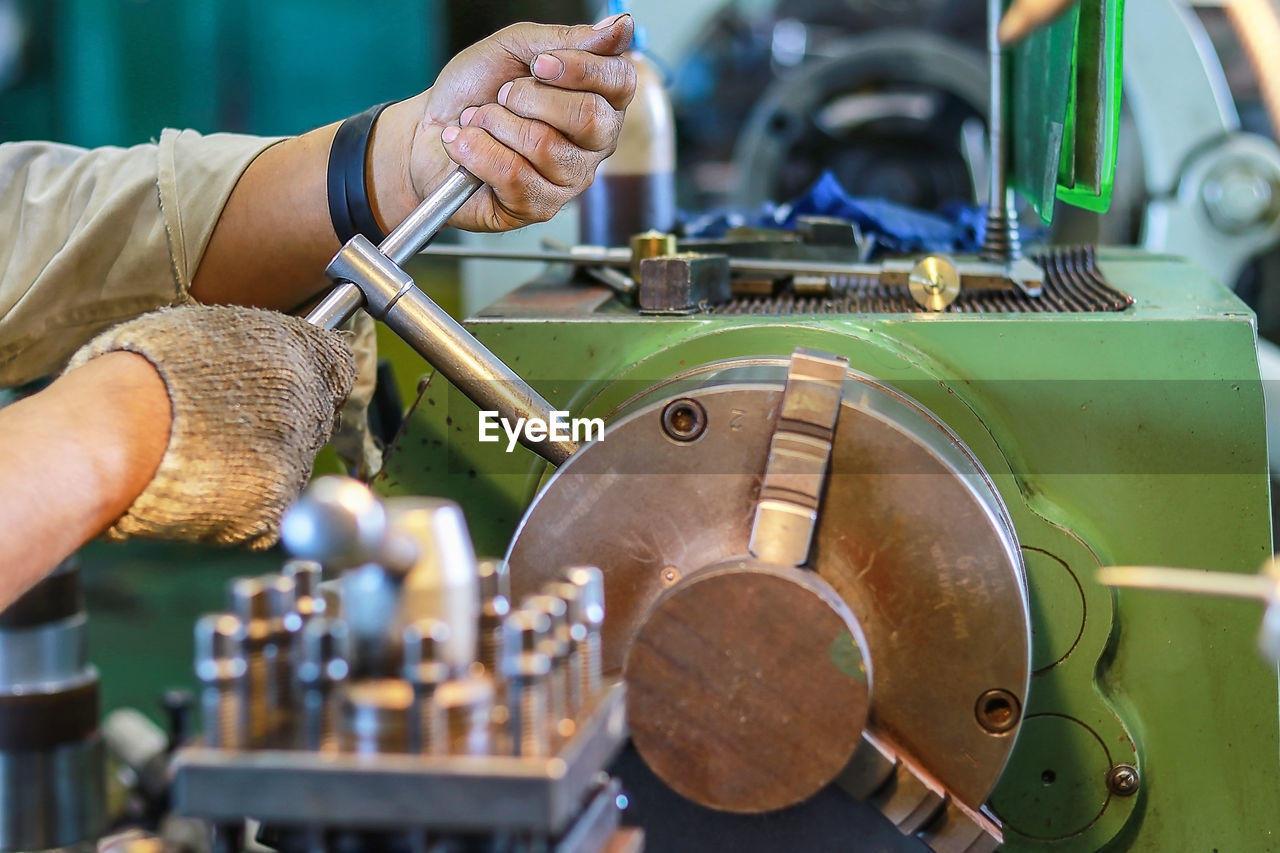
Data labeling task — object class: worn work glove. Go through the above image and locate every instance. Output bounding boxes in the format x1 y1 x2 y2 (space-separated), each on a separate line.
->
65 304 357 548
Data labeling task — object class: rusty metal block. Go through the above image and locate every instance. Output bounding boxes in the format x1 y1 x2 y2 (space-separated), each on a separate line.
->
638 253 731 313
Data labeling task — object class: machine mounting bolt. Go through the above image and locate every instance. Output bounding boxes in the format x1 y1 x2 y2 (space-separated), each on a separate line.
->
1106 763 1140 796
974 688 1021 734
662 398 708 443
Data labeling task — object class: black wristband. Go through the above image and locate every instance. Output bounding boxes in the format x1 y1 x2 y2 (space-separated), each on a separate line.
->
327 101 395 245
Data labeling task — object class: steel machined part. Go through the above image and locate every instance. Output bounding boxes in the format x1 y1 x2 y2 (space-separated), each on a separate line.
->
390 498 480 675
560 567 605 702
625 560 871 814
343 679 414 755
523 596 571 736
284 479 481 678
296 617 350 752
260 574 298 741
1125 0 1280 290
194 615 248 750
307 166 576 467
0 739 105 853
637 253 732 314
0 563 105 853
283 560 325 621
748 348 846 568
840 732 1002 850
403 619 452 754
172 683 629 835
506 349 1029 837
306 167 483 329
227 578 274 747
432 675 495 756
281 476 402 572
501 609 552 758
979 0 1020 265
476 558 511 678
545 581 589 718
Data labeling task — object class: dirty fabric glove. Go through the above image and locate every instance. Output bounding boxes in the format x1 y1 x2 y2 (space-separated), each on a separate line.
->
64 304 357 548
330 311 383 479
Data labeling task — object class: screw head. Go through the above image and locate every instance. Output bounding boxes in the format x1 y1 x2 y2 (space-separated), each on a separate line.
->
501 609 552 679
564 566 605 627
1106 763 1140 796
283 560 322 597
661 398 708 443
974 688 1021 734
297 617 351 686
403 618 452 686
546 581 589 643
525 595 570 659
194 614 247 684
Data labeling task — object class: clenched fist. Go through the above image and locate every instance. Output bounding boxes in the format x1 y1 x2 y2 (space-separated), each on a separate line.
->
371 14 637 232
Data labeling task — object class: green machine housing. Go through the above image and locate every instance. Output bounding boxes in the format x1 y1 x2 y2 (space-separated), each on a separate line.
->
377 249 1277 851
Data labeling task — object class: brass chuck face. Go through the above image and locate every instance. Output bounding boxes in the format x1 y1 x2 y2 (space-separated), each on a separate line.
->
624 561 871 814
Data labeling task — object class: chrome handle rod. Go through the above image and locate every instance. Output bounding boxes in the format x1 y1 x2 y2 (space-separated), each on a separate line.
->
306 167 577 466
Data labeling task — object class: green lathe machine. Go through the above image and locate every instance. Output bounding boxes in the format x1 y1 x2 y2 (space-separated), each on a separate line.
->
356 0 1278 849
374 245 1274 851
10 0 1279 851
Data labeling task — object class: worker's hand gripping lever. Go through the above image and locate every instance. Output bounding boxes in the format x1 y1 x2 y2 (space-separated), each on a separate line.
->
305 166 578 465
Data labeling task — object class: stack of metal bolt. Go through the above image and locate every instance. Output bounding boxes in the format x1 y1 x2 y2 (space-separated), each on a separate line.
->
178 478 633 853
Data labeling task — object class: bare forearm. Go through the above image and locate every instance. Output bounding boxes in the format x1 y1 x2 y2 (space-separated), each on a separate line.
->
188 97 427 311
0 352 170 607
188 16 634 310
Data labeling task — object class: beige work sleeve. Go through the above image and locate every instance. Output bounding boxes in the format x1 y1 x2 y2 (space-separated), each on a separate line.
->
0 129 281 387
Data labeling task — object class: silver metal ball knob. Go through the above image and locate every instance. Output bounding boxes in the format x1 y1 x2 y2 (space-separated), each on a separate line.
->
281 476 388 570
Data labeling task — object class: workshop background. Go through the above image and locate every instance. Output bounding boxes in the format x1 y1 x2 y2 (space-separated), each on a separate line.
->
1 0 1278 723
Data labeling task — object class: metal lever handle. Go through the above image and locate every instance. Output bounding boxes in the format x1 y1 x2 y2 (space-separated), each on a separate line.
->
307 167 484 329
305 167 578 465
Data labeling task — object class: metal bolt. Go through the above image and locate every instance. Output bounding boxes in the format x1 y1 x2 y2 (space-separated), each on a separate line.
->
296 617 350 752
403 618 452 754
546 581 589 718
563 567 605 702
194 614 248 749
661 398 708 443
261 573 300 741
229 577 273 746
974 688 1021 734
524 596 571 735
1106 763 1140 797
477 558 511 677
433 675 495 756
343 679 413 755
501 610 552 757
283 559 325 621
